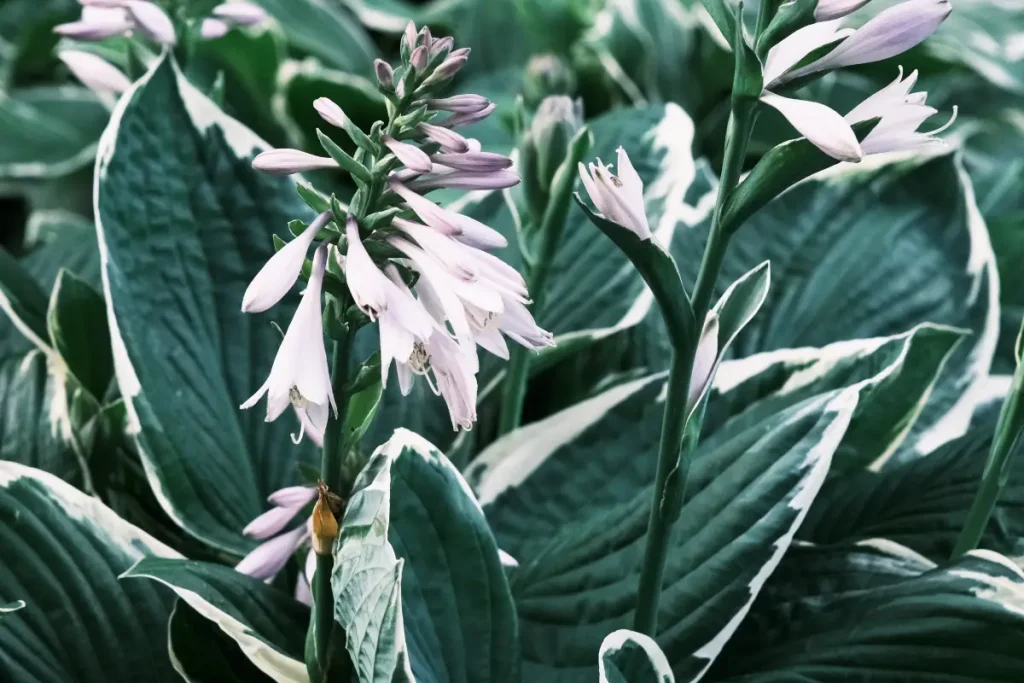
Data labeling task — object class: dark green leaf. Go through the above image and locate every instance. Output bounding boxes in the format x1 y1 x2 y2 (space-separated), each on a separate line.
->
46 269 112 399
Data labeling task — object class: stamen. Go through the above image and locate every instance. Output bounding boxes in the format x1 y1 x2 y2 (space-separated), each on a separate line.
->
925 105 958 136
289 386 308 408
290 419 306 445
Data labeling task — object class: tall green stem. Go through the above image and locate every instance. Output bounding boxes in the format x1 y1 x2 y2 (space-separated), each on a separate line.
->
951 355 1024 559
632 97 756 638
308 330 353 681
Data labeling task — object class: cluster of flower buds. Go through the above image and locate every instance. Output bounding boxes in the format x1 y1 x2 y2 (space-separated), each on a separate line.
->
243 22 552 435
758 0 954 161
55 1 268 96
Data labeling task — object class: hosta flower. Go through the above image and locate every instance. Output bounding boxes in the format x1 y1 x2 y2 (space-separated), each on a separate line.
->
241 244 336 441
578 147 652 240
390 179 507 249
815 0 873 20
236 485 317 604
57 50 131 94
55 0 177 45
125 0 176 45
211 2 268 26
758 0 952 162
242 211 330 313
844 68 957 154
251 149 336 175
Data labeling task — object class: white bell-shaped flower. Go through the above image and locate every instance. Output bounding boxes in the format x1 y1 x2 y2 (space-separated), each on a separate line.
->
242 211 330 313
578 147 652 240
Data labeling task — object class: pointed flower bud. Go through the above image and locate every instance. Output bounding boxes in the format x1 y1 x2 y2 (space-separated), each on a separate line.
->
426 94 491 114
578 147 652 240
54 9 132 41
410 45 428 71
417 25 433 51
235 525 307 579
242 485 317 539
311 483 339 556
403 21 418 52
444 102 496 128
252 149 336 175
787 0 951 81
200 17 230 39
431 151 512 173
241 211 330 313
687 314 720 412
374 59 394 90
241 244 336 436
126 1 177 45
523 54 577 106
529 95 584 191
313 97 346 128
408 169 521 191
419 52 468 88
417 122 470 152
58 50 132 94
429 36 454 56
815 0 873 20
382 135 433 173
212 2 268 26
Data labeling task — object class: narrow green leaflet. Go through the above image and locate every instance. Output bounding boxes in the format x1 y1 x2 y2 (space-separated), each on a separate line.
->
600 630 675 683
469 324 957 682
122 559 308 683
46 269 112 400
801 402 1024 561
251 0 377 73
95 54 319 554
706 543 1024 681
0 86 109 180
332 429 519 683
671 153 997 460
0 461 179 683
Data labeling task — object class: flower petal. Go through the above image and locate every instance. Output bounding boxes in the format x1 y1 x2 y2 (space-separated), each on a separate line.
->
235 526 307 579
241 211 330 313
760 92 863 162
763 19 852 87
267 485 318 507
242 504 303 540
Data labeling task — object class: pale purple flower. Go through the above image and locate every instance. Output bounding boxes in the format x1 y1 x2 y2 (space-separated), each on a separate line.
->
815 0 873 20
200 17 230 39
429 36 454 56
235 484 318 582
760 92 863 161
252 149 336 175
242 211 330 313
375 59 394 90
313 97 346 128
444 103 496 128
578 147 652 239
431 151 512 173
58 50 131 94
212 2 268 26
407 169 521 191
126 1 176 45
235 525 308 579
410 45 428 71
688 314 719 412
426 94 491 114
417 25 433 50
781 0 952 83
417 122 470 153
242 485 318 538
55 6 132 40
392 326 479 430
419 51 469 88
241 244 336 440
389 179 508 249
762 20 853 88
845 68 957 155
382 135 432 173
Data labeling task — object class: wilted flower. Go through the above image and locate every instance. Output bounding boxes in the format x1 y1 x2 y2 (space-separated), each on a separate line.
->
578 147 652 240
241 244 336 441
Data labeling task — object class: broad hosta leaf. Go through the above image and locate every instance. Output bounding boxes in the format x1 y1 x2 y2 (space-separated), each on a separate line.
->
600 630 675 683
800 402 1024 561
469 324 957 682
670 153 997 460
20 211 101 289
122 558 307 683
706 542 1024 681
0 86 108 180
251 0 377 73
333 429 519 683
167 600 270 683
0 461 179 682
95 54 318 554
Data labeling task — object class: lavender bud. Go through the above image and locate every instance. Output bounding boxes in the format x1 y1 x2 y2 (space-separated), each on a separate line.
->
529 95 584 192
402 21 418 53
200 17 230 39
374 59 394 90
212 2 268 26
444 102 496 128
408 169 520 192
252 149 337 175
417 122 470 153
430 36 454 57
417 25 433 51
126 1 177 46
431 151 513 173
419 52 468 88
410 45 428 72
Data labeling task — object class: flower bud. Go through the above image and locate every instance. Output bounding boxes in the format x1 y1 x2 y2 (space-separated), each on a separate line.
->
58 50 132 94
527 96 583 194
410 45 428 72
311 483 339 556
374 59 394 91
126 1 177 46
523 54 576 108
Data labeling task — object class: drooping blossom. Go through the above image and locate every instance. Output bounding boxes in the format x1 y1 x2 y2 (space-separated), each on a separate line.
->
242 212 331 314
241 244 336 442
578 147 652 240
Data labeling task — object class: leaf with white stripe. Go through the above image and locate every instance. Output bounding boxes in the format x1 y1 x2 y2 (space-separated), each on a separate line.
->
95 53 318 553
0 462 179 682
706 543 1024 681
470 324 957 682
600 630 675 683
122 559 308 683
332 429 519 683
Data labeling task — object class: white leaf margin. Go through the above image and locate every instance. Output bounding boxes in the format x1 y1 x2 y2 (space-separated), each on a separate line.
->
600 629 676 683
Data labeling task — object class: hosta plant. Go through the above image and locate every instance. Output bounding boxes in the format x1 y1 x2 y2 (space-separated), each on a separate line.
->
2 0 1024 682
